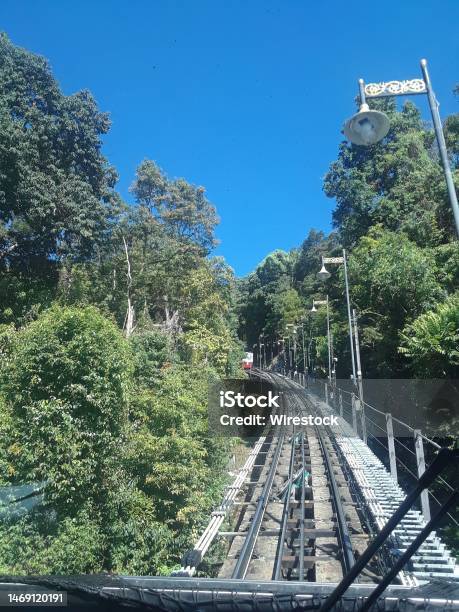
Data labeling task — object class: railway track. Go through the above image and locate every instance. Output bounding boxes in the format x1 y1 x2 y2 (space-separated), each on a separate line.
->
218 371 376 583
176 368 458 598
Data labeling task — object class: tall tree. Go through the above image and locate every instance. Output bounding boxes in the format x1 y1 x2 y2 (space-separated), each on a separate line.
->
347 228 443 376
0 34 118 269
130 160 219 254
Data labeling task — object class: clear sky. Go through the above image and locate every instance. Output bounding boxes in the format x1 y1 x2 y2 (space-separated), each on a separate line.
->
1 0 458 276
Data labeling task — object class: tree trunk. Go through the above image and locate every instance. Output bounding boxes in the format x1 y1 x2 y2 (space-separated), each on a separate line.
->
122 235 135 338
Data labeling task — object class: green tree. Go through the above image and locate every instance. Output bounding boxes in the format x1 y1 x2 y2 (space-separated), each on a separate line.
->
400 293 459 377
130 160 219 254
0 34 118 269
1 305 133 514
0 305 176 575
347 228 443 376
180 259 243 375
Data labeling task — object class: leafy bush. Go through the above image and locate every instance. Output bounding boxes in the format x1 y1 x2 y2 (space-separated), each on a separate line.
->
125 364 230 535
130 329 172 387
1 305 133 516
0 508 105 575
400 293 459 377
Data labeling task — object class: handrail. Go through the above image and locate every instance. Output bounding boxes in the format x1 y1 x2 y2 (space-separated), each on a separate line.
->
319 448 459 612
273 369 456 523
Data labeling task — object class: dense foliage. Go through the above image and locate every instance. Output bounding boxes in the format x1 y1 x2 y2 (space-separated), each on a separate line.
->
0 36 242 576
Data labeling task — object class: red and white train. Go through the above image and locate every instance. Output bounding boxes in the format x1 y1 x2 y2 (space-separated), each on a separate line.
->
242 351 254 370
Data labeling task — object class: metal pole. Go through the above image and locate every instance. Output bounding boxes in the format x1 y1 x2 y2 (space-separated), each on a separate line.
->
352 310 364 403
326 296 331 384
287 335 291 372
302 324 307 386
414 429 431 522
358 78 367 106
420 59 459 237
386 413 398 482
353 309 366 443
351 394 357 433
343 249 357 386
293 332 297 373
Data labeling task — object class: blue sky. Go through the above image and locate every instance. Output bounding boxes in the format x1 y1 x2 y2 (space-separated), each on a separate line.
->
1 1 458 276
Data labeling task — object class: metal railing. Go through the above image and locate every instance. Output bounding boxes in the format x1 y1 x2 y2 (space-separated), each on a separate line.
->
280 370 458 528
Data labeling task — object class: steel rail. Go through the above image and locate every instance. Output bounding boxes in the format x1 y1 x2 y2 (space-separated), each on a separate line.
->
272 432 296 580
274 374 459 586
316 425 356 575
299 431 306 580
231 404 286 580
284 377 357 581
289 385 310 582
289 380 357 578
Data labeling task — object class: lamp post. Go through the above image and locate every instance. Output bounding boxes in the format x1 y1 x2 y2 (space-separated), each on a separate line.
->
311 297 331 383
293 328 298 374
286 324 295 375
309 338 315 378
301 322 308 385
259 334 265 370
332 356 338 388
282 336 288 373
352 308 367 442
317 251 357 387
343 59 459 237
352 309 364 403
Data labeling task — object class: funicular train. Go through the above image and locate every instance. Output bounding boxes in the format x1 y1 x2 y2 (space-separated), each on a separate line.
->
242 351 253 370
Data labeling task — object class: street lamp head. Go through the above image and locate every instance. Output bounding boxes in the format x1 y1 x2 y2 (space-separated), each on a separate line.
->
310 304 317 313
343 103 390 146
317 264 331 281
